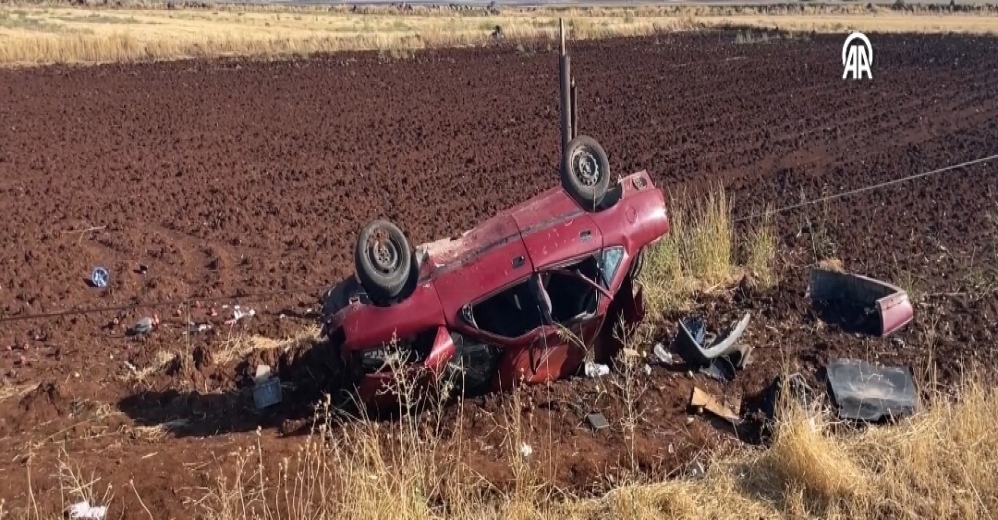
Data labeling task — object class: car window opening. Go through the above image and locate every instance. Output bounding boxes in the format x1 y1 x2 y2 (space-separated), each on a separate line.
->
470 254 603 338
471 279 546 338
542 255 600 324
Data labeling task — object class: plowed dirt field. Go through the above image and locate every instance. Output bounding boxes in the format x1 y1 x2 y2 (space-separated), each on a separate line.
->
0 30 996 517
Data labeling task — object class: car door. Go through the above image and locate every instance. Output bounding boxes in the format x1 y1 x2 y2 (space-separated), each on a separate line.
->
449 274 552 390
529 251 615 380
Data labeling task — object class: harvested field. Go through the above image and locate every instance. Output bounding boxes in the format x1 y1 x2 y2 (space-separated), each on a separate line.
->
0 3 997 65
0 26 997 519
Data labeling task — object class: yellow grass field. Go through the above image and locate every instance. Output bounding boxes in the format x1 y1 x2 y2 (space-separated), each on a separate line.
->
0 2 997 65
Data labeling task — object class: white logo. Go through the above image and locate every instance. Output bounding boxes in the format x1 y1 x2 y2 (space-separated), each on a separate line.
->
842 31 873 80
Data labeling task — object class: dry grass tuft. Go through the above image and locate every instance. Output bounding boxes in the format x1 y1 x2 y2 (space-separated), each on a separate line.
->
0 381 41 404
213 323 320 366
761 406 869 510
817 257 845 272
743 209 778 289
123 349 177 383
640 184 740 316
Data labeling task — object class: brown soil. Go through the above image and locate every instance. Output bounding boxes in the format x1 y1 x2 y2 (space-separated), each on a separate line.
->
0 30 996 517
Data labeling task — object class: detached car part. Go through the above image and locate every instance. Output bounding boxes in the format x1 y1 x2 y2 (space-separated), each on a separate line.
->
826 358 919 422
809 268 914 337
673 313 753 381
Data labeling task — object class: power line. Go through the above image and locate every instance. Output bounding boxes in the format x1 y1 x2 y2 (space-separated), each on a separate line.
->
3 154 995 325
733 153 998 224
0 284 329 324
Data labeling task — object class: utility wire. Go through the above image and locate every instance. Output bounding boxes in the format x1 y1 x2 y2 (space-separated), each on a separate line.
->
0 284 329 324
733 153 998 223
2 154 995 324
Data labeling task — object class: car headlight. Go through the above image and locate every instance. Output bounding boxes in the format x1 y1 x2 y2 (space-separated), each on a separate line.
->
354 342 427 373
356 347 391 372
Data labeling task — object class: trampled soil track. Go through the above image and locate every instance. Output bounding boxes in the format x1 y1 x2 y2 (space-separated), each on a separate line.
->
0 30 996 517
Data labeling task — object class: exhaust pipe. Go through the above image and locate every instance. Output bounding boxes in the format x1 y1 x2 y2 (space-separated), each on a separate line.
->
559 18 572 161
571 79 577 140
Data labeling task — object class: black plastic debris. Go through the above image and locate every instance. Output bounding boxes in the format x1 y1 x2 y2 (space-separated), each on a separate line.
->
252 364 283 410
826 358 918 422
759 372 816 423
586 413 609 431
672 313 753 381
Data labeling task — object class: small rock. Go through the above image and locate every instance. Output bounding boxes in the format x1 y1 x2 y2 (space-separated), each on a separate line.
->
127 314 160 336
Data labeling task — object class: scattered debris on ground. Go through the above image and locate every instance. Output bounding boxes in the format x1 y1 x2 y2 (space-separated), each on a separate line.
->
584 362 610 378
586 412 610 431
224 305 256 325
689 386 741 424
89 266 110 288
126 315 160 336
826 358 919 421
809 267 914 337
252 364 283 409
66 500 107 520
672 313 753 382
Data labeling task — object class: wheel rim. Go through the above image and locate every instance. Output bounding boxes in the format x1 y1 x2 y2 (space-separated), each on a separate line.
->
572 146 602 187
367 229 402 276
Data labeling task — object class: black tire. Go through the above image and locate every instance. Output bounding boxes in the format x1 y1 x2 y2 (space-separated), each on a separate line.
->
354 219 412 304
561 135 611 210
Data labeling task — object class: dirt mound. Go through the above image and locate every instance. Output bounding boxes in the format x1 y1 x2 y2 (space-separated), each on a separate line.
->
2 381 75 436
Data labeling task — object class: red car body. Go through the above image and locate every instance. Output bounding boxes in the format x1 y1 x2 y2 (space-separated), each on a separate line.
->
321 170 670 410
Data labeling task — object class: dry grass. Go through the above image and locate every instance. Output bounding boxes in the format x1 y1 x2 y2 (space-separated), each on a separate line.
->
9 368 998 520
122 349 177 383
0 380 41 404
0 3 996 66
639 185 746 316
0 186 994 518
743 208 779 289
213 323 320 366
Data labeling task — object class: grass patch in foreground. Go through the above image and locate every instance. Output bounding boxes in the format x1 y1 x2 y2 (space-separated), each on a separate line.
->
11 369 998 520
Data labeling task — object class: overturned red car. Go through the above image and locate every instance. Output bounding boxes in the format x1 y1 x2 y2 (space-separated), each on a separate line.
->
319 23 671 410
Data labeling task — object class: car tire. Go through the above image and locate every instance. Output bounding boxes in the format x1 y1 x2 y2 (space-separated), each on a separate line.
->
354 219 412 304
561 135 611 210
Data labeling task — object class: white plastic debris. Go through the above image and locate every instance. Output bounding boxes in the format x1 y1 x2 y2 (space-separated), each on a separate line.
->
643 364 652 376
584 362 610 378
254 364 272 382
225 305 256 325
519 442 533 458
66 501 107 520
653 343 675 365
184 321 213 335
